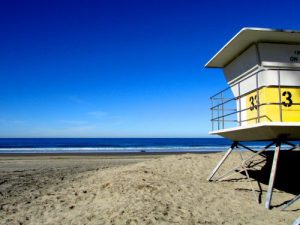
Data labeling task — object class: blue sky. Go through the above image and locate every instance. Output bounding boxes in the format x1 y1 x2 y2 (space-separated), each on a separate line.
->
0 0 299 137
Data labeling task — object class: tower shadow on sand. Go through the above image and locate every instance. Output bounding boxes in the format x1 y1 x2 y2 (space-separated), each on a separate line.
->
245 150 300 196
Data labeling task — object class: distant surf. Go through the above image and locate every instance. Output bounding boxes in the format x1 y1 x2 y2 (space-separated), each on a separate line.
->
0 138 293 154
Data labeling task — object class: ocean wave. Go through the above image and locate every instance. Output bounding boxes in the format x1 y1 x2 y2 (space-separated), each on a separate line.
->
0 146 226 153
0 145 290 154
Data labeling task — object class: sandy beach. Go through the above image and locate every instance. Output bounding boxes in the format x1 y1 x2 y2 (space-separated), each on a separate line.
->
0 152 299 225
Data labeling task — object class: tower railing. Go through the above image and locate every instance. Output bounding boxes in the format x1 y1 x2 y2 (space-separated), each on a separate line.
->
210 68 300 131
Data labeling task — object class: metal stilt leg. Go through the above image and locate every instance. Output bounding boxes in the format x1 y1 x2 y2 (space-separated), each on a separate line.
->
207 142 237 181
265 142 281 209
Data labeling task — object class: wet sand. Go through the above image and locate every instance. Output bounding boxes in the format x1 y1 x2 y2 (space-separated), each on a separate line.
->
0 153 299 224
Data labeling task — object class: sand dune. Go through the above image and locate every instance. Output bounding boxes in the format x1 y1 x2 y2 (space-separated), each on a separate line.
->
0 153 299 225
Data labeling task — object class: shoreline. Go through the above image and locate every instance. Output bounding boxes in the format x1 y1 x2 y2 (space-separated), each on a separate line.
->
0 151 220 157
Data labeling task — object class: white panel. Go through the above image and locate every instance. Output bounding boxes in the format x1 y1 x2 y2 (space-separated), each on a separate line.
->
224 45 259 83
240 75 257 96
277 70 300 86
258 70 300 87
258 70 278 86
230 75 258 97
238 97 247 126
230 70 300 98
231 84 239 97
259 43 300 67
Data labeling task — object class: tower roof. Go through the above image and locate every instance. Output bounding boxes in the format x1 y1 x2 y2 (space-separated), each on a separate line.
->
205 27 300 68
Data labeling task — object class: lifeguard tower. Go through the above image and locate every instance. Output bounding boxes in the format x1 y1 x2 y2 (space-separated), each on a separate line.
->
206 28 300 209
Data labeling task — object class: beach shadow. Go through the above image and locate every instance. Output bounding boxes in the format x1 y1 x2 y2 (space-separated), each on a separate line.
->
244 150 300 196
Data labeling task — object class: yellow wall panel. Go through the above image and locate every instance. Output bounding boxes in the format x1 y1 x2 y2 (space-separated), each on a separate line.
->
245 87 300 125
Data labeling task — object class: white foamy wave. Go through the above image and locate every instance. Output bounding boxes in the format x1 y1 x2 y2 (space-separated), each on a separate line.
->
0 146 228 153
0 144 289 154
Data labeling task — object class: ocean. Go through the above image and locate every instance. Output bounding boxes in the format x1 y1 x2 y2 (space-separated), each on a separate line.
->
0 138 281 154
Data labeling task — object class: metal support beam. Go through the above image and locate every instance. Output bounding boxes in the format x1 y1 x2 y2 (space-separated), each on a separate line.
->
207 140 300 210
215 147 268 182
207 141 237 181
284 141 300 151
208 141 274 182
237 142 257 153
265 142 281 209
281 194 300 211
238 148 259 203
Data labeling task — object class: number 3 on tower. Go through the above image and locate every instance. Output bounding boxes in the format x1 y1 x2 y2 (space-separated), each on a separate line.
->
282 91 293 107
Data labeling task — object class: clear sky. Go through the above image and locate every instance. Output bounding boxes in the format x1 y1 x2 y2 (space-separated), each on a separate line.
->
0 0 299 138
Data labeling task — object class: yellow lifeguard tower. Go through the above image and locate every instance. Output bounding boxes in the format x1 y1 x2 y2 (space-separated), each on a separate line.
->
206 28 300 209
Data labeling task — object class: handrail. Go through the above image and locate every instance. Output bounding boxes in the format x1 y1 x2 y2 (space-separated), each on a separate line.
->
211 83 300 110
210 68 300 131
211 101 300 122
210 97 236 110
